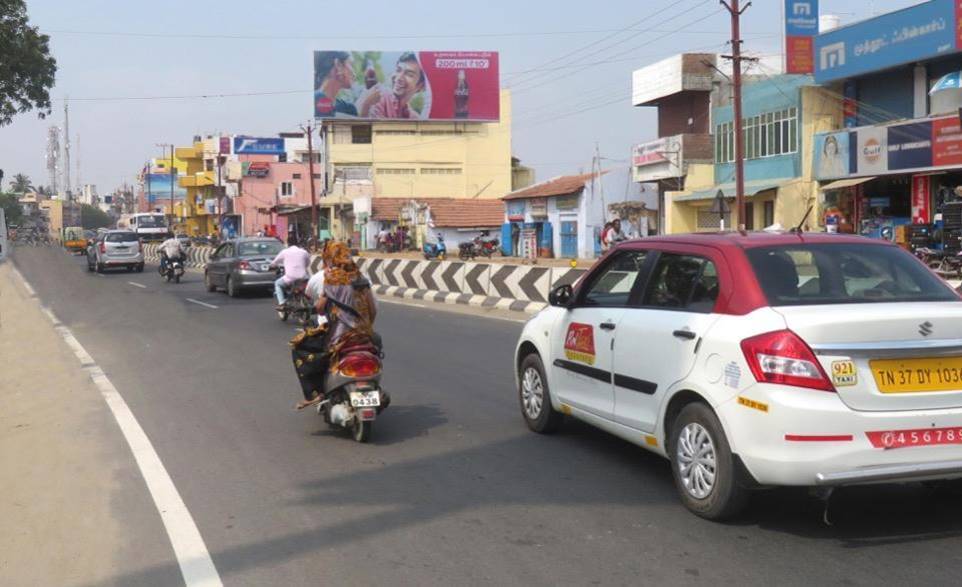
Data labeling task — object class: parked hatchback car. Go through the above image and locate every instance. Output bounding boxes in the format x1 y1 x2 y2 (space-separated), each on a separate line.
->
515 232 962 520
87 230 145 273
204 237 284 297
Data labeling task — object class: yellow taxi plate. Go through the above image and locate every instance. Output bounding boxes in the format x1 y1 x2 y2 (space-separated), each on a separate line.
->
871 357 962 393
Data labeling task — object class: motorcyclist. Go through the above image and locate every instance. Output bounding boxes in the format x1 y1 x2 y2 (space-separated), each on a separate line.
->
159 234 186 274
269 235 311 311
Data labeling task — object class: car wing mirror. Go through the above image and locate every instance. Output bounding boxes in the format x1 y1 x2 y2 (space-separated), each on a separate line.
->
548 283 573 308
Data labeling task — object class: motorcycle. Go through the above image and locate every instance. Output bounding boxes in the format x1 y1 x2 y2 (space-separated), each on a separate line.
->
423 234 447 260
458 240 478 261
476 236 500 258
922 248 962 279
160 255 186 283
315 339 386 443
275 268 313 325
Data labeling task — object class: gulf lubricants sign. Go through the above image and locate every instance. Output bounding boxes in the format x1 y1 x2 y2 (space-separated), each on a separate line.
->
814 0 961 83
785 0 818 74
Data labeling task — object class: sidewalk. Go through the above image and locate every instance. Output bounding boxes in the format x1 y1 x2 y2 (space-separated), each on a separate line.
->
0 261 163 586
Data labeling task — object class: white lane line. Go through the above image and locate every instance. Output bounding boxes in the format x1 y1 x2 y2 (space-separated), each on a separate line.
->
96 273 106 278
11 268 222 587
127 281 147 289
377 298 427 308
186 298 219 309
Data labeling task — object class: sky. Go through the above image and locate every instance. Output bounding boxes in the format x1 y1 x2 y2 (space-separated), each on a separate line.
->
0 0 922 195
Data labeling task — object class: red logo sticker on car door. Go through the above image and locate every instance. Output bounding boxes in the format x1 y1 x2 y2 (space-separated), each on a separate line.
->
564 323 596 366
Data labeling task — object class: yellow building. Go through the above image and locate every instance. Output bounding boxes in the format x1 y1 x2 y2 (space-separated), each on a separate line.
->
663 77 843 233
323 90 513 239
175 141 217 236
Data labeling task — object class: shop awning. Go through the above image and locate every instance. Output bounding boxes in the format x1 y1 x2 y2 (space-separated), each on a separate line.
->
820 176 876 191
673 178 793 202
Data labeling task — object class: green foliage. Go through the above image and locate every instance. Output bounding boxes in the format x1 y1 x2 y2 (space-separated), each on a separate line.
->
80 204 112 230
9 173 32 194
0 193 24 226
0 0 57 126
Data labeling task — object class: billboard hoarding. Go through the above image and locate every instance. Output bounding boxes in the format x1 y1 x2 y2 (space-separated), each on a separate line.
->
912 174 931 223
313 51 500 122
233 137 285 155
933 116 962 166
814 0 957 84
887 121 932 170
146 172 187 203
785 0 818 74
632 136 684 182
813 131 851 179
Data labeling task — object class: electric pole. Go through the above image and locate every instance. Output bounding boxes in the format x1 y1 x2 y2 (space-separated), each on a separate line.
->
721 0 750 231
300 122 319 249
64 99 72 201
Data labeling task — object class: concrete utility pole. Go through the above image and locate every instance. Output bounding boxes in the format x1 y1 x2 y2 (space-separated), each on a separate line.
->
300 122 319 248
721 0 750 231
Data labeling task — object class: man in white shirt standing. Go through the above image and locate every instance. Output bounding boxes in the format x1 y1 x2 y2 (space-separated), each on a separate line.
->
270 236 311 309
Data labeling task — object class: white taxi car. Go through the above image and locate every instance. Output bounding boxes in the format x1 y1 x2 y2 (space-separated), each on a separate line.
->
515 232 962 519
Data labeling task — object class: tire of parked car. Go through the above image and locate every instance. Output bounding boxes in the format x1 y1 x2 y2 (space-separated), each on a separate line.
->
204 272 216 292
518 354 563 434
668 402 749 521
226 276 238 298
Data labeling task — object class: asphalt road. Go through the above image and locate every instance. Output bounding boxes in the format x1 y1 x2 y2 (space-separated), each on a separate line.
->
12 245 962 586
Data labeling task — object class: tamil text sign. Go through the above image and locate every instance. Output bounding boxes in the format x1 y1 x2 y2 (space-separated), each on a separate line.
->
233 137 285 155
785 0 818 74
814 0 959 84
632 136 683 182
313 51 500 122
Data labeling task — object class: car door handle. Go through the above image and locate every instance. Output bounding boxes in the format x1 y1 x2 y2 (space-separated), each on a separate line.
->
599 321 617 331
673 329 697 340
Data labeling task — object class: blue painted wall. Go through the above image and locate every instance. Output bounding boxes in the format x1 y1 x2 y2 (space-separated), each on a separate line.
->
714 75 810 185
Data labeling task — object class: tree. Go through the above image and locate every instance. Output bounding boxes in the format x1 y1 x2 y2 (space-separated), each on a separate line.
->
0 0 57 127
80 204 112 230
0 193 24 226
9 173 33 194
35 184 51 197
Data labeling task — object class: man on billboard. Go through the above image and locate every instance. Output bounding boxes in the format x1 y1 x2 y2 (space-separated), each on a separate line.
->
369 52 428 120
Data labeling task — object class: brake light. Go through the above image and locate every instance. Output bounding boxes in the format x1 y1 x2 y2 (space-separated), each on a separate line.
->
238 260 251 270
99 242 106 254
337 353 381 378
740 329 835 392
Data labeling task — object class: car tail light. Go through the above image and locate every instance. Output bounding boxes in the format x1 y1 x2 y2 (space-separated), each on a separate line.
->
337 353 381 378
99 242 106 254
740 329 835 392
238 260 251 270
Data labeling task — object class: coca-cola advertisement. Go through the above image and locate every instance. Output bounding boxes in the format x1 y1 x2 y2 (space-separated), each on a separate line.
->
313 51 500 122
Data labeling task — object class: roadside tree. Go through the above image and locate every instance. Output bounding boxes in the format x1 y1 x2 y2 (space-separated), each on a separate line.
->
0 0 57 126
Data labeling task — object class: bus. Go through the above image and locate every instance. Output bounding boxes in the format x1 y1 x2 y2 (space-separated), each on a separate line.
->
118 213 170 241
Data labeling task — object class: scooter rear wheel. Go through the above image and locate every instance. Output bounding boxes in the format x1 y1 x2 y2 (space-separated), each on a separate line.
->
353 419 372 443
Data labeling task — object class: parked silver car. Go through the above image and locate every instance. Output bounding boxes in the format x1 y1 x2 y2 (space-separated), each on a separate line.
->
204 237 284 297
86 230 145 273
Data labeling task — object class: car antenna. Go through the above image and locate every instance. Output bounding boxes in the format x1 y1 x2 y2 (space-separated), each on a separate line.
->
790 205 813 234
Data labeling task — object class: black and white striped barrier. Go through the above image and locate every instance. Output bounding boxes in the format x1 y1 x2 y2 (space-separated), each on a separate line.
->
143 244 213 269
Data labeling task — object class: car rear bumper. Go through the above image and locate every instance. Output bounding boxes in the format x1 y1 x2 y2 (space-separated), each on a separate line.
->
718 385 962 486
103 256 144 265
233 271 275 287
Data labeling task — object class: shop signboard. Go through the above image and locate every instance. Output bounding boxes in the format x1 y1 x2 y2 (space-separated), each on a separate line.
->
784 0 818 74
529 197 548 217
813 0 959 84
219 136 230 154
506 200 525 221
888 121 932 171
233 137 285 155
912 174 931 223
855 126 887 175
632 136 684 181
814 130 851 179
933 116 962 167
313 50 500 121
245 162 271 178
555 193 579 210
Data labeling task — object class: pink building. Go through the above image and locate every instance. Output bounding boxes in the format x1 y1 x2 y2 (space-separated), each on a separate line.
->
233 154 318 237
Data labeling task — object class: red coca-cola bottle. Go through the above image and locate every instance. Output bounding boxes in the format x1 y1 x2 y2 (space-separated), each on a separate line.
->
365 60 377 90
454 70 469 119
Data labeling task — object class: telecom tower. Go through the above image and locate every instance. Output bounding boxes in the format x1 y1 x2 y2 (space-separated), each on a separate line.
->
45 125 61 196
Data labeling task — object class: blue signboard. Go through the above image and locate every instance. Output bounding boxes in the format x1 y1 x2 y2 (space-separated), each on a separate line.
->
233 136 286 155
814 0 958 84
785 0 818 36
887 121 932 170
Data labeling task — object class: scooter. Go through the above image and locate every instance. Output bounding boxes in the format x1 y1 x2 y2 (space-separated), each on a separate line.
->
423 234 447 260
316 339 386 443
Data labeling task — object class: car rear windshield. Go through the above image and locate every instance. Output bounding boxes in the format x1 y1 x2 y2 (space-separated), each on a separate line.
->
745 243 959 306
106 232 139 243
237 241 283 256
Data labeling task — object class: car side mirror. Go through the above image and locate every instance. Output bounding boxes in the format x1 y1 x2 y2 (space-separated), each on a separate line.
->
548 284 573 308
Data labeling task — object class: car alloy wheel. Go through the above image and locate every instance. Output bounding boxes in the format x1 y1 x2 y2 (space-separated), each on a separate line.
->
676 422 717 500
521 366 545 420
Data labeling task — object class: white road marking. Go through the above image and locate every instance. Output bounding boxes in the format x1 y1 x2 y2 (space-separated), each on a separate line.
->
186 298 219 309
376 295 527 322
377 298 427 308
127 281 147 289
11 268 222 587
96 273 105 278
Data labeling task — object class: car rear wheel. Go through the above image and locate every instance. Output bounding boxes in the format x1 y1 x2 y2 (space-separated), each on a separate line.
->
226 276 238 298
204 272 216 292
518 354 563 434
669 403 748 521
96 261 104 274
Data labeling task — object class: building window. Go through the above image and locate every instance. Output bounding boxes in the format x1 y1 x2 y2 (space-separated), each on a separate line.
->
697 209 732 232
351 125 372 144
714 107 798 164
763 200 775 227
421 167 463 175
336 166 373 181
292 173 302 179
744 202 754 230
280 182 294 197
298 152 321 164
312 173 321 179
375 168 416 175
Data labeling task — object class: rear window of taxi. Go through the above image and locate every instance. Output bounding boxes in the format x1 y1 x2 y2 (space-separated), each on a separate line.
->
744 243 958 306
